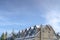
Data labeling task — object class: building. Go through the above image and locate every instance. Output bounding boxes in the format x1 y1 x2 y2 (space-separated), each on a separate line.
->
14 25 57 40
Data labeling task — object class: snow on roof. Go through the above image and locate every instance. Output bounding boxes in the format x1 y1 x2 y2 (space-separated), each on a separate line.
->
20 30 22 32
31 26 34 29
27 28 29 30
36 25 40 28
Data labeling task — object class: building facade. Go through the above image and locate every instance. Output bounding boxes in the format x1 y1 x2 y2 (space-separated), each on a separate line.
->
14 25 57 40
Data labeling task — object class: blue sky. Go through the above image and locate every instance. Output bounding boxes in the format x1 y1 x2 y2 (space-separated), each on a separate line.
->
0 0 60 36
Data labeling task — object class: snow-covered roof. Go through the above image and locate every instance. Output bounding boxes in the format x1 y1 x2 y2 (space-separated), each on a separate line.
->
7 24 54 39
36 25 40 28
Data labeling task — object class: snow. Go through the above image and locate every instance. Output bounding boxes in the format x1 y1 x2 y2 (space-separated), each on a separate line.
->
36 25 40 28
31 27 34 29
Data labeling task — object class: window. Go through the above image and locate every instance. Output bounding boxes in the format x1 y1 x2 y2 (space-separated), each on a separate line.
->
48 31 50 33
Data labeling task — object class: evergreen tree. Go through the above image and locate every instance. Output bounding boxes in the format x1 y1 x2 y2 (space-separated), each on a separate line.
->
1 33 5 40
11 29 17 40
1 32 7 40
5 32 7 40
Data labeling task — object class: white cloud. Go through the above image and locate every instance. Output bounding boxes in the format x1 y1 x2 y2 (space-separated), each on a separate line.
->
44 10 60 32
37 0 60 33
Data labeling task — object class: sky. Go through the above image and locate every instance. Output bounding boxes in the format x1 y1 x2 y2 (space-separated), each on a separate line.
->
0 0 60 36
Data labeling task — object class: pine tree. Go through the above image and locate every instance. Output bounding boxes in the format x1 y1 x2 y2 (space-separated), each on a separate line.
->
1 33 5 40
11 29 17 40
5 32 7 40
